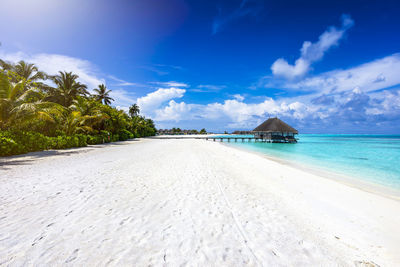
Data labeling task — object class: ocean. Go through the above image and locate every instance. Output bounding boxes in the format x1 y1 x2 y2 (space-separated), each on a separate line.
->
219 134 400 191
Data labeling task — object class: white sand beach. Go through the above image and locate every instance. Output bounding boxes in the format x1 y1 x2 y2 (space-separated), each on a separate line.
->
1 138 399 266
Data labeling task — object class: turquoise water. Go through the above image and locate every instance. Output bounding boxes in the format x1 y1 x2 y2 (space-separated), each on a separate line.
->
219 134 400 190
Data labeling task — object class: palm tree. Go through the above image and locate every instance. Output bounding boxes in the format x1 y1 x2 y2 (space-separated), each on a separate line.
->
69 97 109 130
1 60 49 91
129 103 140 117
131 116 155 137
0 59 13 71
0 72 61 129
62 111 95 135
47 71 89 107
93 84 114 105
70 97 99 116
100 105 129 133
13 61 46 82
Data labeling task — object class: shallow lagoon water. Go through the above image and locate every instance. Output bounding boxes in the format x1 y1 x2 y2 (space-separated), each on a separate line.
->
220 134 400 190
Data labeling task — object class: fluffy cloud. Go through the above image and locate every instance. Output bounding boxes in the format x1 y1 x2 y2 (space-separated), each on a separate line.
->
3 46 399 133
137 87 186 116
151 92 318 129
287 53 400 94
0 51 104 89
271 58 310 80
155 100 195 121
311 94 335 105
203 98 284 127
232 94 244 101
271 14 354 79
145 82 400 133
366 90 400 118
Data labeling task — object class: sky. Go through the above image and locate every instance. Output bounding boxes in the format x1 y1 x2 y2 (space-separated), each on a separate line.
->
1 0 400 133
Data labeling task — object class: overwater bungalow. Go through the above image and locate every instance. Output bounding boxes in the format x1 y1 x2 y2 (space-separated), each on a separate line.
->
252 117 298 143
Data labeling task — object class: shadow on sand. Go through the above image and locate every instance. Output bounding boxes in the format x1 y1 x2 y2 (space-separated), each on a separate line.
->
0 139 141 170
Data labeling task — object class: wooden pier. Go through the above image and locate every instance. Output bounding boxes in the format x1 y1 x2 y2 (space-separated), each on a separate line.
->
205 137 269 142
204 137 297 143
151 136 296 143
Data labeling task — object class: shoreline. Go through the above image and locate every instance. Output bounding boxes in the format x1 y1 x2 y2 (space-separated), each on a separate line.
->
1 138 399 265
220 141 400 201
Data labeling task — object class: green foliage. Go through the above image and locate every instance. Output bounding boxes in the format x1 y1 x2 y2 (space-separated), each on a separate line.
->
48 134 87 149
111 134 119 142
93 84 114 105
75 134 88 147
10 131 51 152
0 131 50 155
0 136 21 156
87 135 104 145
129 103 140 117
0 130 96 155
200 128 207 134
0 59 157 157
46 71 89 107
99 130 111 143
118 129 133 141
100 105 129 134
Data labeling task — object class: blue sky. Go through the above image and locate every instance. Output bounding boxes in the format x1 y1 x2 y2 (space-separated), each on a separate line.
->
1 0 400 133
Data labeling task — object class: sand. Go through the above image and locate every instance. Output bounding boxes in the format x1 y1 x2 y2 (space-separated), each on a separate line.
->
0 138 399 266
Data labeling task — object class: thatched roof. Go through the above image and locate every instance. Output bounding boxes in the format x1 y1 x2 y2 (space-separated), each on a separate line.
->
253 117 298 134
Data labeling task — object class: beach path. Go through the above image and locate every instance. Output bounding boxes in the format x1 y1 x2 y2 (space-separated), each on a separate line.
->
1 139 399 266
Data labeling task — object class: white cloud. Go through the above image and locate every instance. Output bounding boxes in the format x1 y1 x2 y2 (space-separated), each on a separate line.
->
0 51 104 89
134 78 400 133
203 98 315 128
107 75 143 87
139 64 183 76
271 58 310 80
150 81 189 88
271 14 354 79
366 89 400 116
191 84 226 92
152 92 316 128
110 89 136 108
232 94 244 101
288 53 400 93
137 87 186 116
154 100 194 121
0 50 145 110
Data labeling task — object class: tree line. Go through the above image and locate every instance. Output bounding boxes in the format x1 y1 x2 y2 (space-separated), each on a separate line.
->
157 128 207 135
0 59 156 156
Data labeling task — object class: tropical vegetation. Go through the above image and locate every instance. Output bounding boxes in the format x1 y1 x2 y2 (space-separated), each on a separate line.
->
0 59 156 156
157 128 207 135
